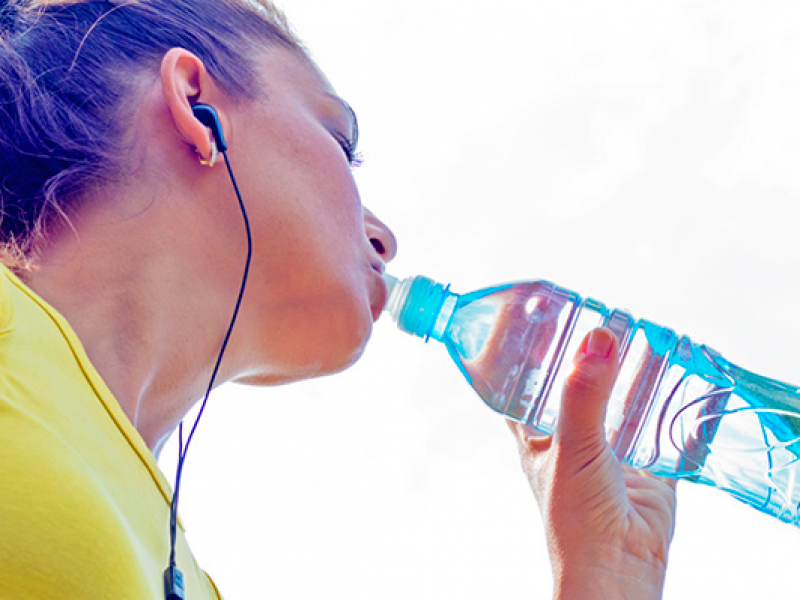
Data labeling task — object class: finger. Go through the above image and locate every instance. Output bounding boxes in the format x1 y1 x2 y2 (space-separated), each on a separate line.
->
557 328 620 442
507 419 552 454
635 466 679 491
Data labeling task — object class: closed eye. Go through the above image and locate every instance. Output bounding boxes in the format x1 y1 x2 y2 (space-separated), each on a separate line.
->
336 134 364 169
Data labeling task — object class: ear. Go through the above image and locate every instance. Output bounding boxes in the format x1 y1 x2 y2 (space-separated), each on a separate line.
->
160 48 227 163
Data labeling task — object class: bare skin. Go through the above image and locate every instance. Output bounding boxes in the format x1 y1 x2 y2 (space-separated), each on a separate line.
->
23 47 396 456
509 328 678 599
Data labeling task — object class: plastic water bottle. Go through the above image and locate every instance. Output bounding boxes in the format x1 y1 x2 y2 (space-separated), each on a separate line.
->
383 274 800 526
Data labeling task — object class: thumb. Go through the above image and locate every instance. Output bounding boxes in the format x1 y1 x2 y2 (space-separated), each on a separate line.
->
557 328 620 442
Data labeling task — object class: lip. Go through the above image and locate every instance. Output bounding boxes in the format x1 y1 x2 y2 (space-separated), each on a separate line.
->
370 263 388 322
370 259 386 276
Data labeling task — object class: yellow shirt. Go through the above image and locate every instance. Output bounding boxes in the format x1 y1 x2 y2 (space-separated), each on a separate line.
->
0 267 221 599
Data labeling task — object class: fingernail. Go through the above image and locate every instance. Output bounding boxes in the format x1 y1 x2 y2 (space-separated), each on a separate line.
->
517 422 548 445
583 328 613 359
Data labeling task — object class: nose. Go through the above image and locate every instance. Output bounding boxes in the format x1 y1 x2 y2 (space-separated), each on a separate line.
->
363 207 397 264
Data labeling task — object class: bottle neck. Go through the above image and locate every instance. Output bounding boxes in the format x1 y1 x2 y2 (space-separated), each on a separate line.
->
384 275 457 342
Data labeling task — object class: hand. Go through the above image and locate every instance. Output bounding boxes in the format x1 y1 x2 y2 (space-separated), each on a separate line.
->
509 328 677 600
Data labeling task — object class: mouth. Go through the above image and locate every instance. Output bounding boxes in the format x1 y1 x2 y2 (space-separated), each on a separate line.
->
370 263 388 321
370 259 386 276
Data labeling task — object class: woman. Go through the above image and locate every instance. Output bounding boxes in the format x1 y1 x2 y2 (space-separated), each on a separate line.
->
0 1 395 597
0 0 676 598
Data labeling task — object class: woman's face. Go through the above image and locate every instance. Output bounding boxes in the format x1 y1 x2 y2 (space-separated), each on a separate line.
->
227 48 396 384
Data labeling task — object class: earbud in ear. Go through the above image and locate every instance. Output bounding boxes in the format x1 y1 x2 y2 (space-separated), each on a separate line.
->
191 103 228 152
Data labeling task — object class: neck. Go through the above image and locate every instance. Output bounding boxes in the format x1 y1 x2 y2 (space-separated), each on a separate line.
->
24 190 246 455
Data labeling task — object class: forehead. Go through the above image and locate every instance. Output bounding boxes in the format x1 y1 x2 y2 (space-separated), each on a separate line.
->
255 47 337 105
249 47 357 142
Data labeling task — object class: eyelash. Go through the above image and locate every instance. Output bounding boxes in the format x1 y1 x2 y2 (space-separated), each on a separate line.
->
337 136 364 169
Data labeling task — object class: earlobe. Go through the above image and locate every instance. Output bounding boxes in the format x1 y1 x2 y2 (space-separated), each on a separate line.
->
160 48 226 163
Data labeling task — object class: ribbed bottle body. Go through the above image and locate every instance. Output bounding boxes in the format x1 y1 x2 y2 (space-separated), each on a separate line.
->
387 275 800 525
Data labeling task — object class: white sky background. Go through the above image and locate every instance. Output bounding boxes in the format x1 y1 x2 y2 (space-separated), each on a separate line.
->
160 1 800 598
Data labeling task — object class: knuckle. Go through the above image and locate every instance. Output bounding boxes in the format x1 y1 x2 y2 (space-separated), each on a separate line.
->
563 363 611 400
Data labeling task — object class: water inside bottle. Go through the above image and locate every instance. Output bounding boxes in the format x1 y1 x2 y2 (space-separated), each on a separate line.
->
436 281 800 524
636 345 800 525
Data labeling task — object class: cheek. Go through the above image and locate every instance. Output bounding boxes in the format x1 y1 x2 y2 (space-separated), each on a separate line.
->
237 120 371 375
256 194 366 296
263 125 362 226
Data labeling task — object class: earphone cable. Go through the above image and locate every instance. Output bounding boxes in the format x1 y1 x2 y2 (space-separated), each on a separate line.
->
167 148 252 572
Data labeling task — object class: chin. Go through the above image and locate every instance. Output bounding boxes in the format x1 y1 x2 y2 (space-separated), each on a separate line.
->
237 301 374 386
314 308 373 375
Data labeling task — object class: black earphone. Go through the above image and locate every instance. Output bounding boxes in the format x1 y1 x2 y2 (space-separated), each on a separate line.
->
164 103 252 600
191 102 228 153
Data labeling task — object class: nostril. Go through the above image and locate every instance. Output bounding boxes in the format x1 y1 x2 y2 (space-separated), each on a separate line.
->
363 208 397 261
370 237 386 256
